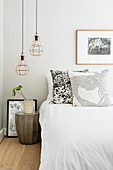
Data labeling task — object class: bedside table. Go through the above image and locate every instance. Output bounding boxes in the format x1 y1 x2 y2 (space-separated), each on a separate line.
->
15 111 41 145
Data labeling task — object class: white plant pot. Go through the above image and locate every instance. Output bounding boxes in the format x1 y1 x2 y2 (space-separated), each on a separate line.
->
23 100 33 114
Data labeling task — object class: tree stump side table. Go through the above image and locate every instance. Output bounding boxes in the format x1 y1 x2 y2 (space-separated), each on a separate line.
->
15 112 40 145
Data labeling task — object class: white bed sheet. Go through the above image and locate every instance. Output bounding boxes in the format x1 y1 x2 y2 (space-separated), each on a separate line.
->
39 101 113 170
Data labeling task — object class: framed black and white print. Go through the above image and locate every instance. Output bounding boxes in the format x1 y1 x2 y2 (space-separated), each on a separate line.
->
7 99 37 138
76 30 113 65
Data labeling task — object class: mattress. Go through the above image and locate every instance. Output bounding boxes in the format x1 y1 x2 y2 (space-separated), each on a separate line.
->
39 101 113 170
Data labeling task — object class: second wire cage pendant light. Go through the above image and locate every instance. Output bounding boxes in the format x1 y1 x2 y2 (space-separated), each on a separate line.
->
29 0 43 56
16 0 30 76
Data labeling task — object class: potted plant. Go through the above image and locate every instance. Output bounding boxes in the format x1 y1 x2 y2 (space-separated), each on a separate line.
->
12 85 33 114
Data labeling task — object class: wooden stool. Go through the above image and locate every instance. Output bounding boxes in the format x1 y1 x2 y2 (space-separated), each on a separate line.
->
15 112 40 145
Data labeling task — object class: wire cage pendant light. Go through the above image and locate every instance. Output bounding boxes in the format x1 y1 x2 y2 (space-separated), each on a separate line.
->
16 53 30 76
29 0 43 56
16 0 30 76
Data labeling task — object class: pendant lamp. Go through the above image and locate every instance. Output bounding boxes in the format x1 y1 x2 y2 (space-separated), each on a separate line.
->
16 0 30 76
29 0 43 56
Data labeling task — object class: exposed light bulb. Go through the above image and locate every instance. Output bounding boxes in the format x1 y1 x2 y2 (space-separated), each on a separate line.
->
20 53 25 65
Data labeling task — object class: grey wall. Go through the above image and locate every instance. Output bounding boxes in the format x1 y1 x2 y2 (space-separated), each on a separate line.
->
3 0 113 128
0 0 3 130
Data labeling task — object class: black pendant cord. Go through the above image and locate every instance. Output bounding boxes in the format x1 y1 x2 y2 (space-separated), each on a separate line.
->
36 0 38 34
22 0 24 54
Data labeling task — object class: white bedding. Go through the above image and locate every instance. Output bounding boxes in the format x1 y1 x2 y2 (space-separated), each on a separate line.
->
39 101 113 170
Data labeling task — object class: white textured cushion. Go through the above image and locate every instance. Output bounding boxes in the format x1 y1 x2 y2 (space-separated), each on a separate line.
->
68 69 112 107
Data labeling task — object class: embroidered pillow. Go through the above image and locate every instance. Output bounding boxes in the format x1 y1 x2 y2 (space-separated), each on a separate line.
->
50 70 72 104
50 69 89 104
69 69 112 107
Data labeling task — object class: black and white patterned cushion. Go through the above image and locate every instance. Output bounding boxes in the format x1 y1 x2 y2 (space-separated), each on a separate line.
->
69 69 112 107
50 70 72 104
50 69 89 104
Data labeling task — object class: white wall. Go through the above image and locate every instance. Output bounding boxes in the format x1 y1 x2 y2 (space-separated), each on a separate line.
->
3 0 113 128
0 0 3 131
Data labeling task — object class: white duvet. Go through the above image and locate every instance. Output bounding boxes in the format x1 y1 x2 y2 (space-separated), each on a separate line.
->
39 101 113 170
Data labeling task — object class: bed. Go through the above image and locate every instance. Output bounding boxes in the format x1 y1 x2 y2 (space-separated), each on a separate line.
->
39 101 113 170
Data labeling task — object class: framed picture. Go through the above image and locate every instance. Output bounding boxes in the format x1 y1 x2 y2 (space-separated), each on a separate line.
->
76 30 113 65
7 99 37 138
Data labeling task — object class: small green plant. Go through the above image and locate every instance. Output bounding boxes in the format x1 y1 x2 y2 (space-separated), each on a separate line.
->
12 85 27 100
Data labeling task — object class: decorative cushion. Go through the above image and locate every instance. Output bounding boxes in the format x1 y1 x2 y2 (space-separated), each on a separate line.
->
50 69 89 104
69 69 112 107
50 70 72 104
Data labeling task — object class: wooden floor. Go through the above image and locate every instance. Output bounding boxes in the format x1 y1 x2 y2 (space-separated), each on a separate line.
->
0 138 41 170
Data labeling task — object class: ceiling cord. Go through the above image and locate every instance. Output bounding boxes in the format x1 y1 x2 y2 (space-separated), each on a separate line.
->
22 0 24 53
36 0 38 34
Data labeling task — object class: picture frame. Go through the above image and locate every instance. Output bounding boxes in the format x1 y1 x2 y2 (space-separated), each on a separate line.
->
7 99 37 138
76 30 113 65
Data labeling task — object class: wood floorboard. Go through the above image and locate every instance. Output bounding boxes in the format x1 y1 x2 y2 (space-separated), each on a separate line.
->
0 138 41 170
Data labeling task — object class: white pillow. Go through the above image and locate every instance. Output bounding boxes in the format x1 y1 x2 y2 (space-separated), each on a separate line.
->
46 72 53 101
68 69 112 107
68 71 94 78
